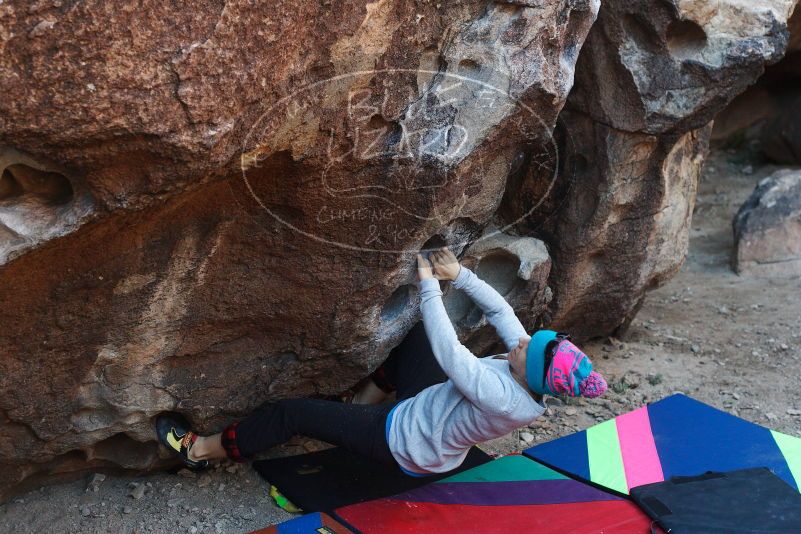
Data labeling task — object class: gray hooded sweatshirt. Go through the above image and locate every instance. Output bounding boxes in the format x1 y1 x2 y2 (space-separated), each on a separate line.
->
386 266 546 475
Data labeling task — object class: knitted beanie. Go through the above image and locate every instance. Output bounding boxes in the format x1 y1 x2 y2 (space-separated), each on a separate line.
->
525 330 607 398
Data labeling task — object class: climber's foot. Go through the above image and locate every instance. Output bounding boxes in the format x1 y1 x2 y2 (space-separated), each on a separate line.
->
155 413 209 471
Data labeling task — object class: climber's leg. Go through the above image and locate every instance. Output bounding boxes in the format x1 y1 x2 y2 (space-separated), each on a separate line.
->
218 398 396 465
369 321 448 400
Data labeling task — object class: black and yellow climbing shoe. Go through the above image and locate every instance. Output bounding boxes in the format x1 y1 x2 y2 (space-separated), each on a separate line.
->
269 485 302 513
155 413 209 471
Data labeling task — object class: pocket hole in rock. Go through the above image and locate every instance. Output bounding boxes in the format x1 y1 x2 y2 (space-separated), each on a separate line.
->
420 234 448 255
381 284 417 323
458 59 481 78
444 289 473 322
1 164 73 205
666 19 707 60
440 217 482 254
91 432 158 468
475 251 521 297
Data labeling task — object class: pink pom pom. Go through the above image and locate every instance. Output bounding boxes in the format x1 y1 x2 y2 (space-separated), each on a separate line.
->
579 371 607 398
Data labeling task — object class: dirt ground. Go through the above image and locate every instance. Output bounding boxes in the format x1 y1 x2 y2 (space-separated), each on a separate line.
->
1 147 799 533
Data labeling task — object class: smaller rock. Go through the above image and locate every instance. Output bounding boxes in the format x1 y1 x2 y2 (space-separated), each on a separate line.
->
129 484 146 500
691 345 700 354
178 468 196 478
742 164 754 175
765 412 778 422
80 506 91 517
123 506 133 514
86 473 106 493
564 407 577 416
787 408 801 416
519 431 534 444
622 372 641 388
733 169 801 277
197 474 211 488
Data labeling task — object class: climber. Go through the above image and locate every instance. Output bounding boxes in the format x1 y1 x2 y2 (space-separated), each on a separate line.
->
156 247 607 473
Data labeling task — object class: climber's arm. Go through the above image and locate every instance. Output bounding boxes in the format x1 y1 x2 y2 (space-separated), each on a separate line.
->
430 248 528 353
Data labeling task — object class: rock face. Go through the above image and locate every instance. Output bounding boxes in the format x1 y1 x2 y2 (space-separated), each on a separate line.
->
521 114 712 337
0 0 796 500
0 0 597 500
734 169 801 277
712 4 801 153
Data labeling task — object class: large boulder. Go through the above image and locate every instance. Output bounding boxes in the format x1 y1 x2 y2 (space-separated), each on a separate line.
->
503 0 796 337
0 0 597 500
733 169 801 277
522 113 712 337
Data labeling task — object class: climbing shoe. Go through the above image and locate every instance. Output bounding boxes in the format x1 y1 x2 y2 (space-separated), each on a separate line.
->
155 413 209 471
269 485 302 513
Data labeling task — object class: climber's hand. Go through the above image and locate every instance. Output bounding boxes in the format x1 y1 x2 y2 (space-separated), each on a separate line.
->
417 254 434 281
431 247 461 281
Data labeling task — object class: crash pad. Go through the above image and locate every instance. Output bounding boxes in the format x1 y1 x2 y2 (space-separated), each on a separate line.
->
253 445 491 512
250 512 353 534
524 393 801 495
631 467 801 533
334 454 654 533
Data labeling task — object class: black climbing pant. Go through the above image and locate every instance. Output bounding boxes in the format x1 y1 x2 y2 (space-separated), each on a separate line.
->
221 321 447 464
